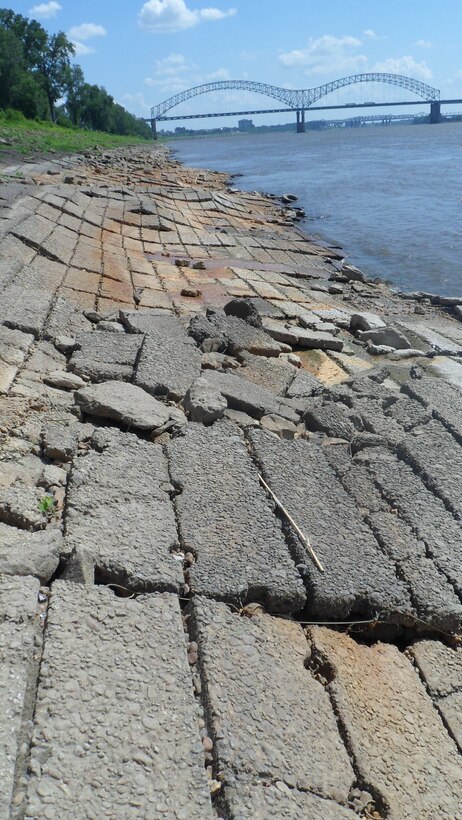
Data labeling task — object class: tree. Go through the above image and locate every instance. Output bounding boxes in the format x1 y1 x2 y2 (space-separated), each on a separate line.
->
65 64 85 126
35 31 75 122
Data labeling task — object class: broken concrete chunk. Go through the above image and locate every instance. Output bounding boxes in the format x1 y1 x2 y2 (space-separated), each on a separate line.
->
260 414 298 440
350 312 386 332
223 297 262 327
69 331 142 382
43 371 87 391
204 370 299 422
0 483 47 531
359 326 411 349
207 310 287 357
285 368 321 399
238 351 296 395
75 380 171 431
0 523 61 582
183 377 227 424
119 309 174 334
262 318 344 351
304 402 357 440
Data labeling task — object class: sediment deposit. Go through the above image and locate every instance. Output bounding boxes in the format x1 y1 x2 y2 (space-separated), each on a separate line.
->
1 144 462 819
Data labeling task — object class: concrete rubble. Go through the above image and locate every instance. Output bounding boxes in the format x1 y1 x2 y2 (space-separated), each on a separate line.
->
0 143 461 818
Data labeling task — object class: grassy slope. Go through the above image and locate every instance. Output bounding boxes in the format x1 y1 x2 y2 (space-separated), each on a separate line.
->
0 117 156 161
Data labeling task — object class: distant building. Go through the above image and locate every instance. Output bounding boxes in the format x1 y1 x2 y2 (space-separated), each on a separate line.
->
238 119 255 132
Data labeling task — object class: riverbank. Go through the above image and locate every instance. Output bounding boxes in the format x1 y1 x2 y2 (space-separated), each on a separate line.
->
169 125 462 297
0 143 461 819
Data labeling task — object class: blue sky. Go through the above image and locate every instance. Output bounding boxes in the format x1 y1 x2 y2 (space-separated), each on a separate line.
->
7 1 462 125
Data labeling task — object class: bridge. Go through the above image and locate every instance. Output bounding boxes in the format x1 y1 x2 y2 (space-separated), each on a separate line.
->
146 73 462 137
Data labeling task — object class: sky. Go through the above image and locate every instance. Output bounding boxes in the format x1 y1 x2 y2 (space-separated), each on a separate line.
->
7 1 462 127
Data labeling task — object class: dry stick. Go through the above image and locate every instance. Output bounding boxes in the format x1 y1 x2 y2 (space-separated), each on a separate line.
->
258 473 324 573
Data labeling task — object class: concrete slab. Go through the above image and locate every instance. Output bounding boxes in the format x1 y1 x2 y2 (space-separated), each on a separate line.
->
208 311 286 356
0 523 61 583
191 597 354 802
403 376 462 444
310 627 462 820
167 422 305 611
0 575 40 819
70 331 143 382
203 370 300 421
26 584 213 819
75 380 172 432
134 316 202 401
223 781 357 819
248 429 410 620
66 428 183 591
238 351 296 395
368 448 462 595
398 420 462 519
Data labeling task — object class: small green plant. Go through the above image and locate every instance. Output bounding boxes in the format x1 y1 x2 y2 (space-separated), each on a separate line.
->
38 494 55 516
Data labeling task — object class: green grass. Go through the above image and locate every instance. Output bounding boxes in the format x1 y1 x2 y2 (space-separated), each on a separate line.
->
0 114 156 159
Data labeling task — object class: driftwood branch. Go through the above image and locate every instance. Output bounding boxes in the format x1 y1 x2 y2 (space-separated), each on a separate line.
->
258 473 325 573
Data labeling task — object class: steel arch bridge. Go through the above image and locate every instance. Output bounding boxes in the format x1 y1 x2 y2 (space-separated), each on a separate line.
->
151 73 440 120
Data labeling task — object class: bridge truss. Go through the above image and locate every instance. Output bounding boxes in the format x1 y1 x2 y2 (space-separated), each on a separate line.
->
151 73 441 120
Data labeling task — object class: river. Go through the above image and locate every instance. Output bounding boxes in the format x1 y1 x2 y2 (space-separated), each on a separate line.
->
168 123 462 296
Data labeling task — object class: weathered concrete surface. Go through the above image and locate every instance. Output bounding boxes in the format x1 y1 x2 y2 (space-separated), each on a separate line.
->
74 379 173 431
134 316 202 401
398 419 462 518
366 447 462 595
0 523 61 583
168 423 306 611
223 781 357 819
26 584 213 819
191 597 354 804
0 575 41 819
410 640 462 751
203 370 300 421
69 331 142 382
2 143 462 819
310 627 462 820
249 429 410 620
66 428 183 591
403 375 462 443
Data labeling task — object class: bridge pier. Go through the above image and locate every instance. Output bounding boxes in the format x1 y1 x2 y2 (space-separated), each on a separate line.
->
430 102 441 124
151 119 158 140
296 109 306 133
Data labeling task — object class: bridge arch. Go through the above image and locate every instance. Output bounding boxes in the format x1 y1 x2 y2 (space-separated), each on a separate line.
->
151 73 440 119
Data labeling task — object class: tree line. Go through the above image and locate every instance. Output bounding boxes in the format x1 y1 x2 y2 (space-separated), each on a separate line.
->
0 8 151 138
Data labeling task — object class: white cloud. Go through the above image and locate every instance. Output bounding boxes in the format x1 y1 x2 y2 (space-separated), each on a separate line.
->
144 58 231 95
68 23 107 40
363 29 377 39
416 39 433 49
373 55 433 80
121 92 151 116
72 41 95 56
28 1 61 18
279 35 367 77
138 0 236 33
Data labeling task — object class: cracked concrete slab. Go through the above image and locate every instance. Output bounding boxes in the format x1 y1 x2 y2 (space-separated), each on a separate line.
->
190 597 354 804
69 331 142 382
26 583 213 819
0 523 61 583
248 429 410 621
134 315 202 401
203 370 300 421
310 627 462 820
65 428 183 591
0 575 41 818
167 422 305 611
